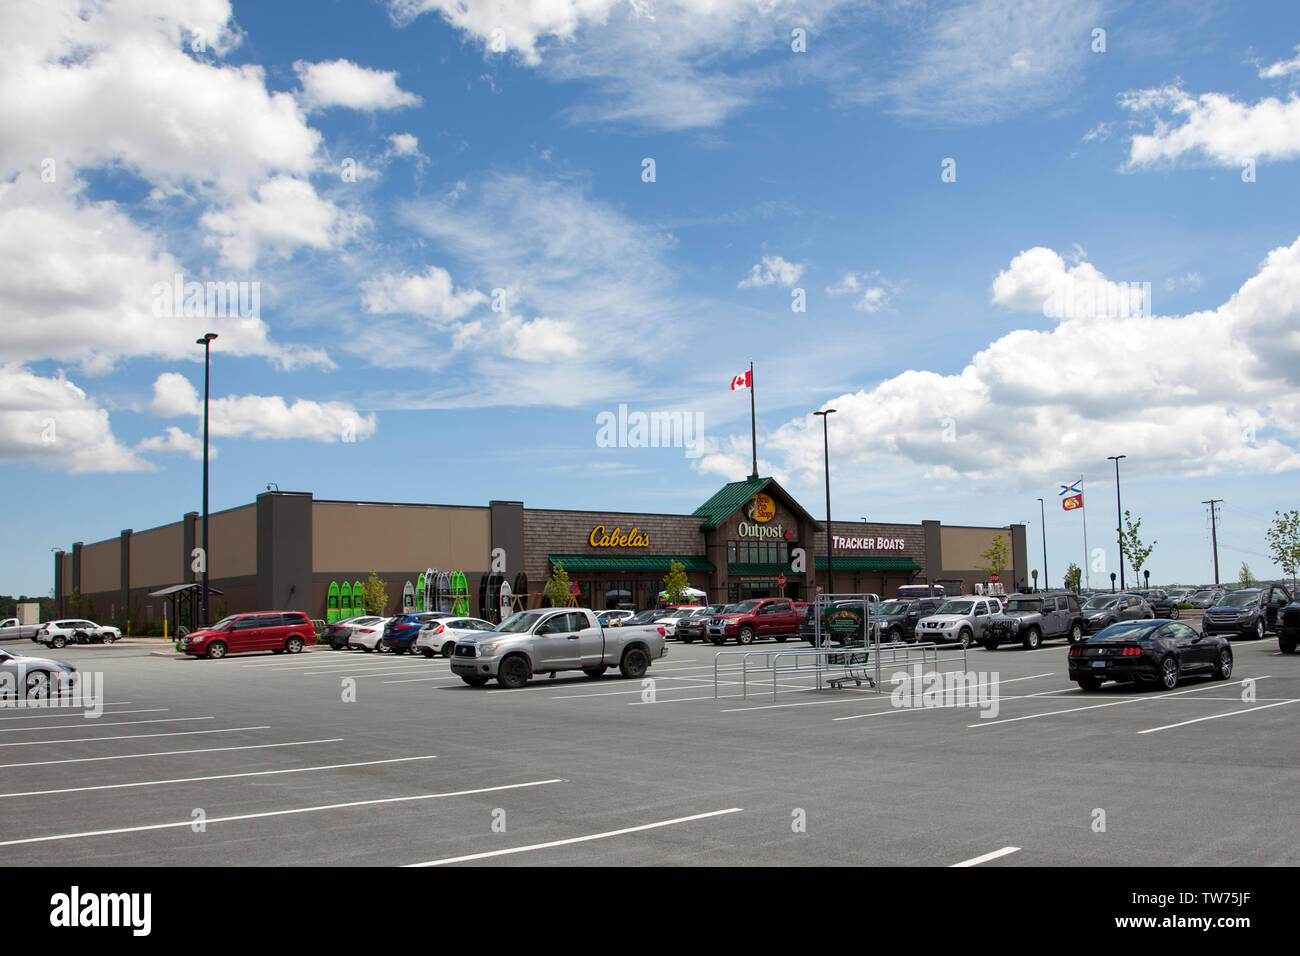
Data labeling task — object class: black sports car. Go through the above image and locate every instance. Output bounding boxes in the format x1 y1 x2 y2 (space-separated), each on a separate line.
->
1067 620 1232 692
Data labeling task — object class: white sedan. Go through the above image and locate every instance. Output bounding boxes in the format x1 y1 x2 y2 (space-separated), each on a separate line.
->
413 617 498 658
347 618 390 652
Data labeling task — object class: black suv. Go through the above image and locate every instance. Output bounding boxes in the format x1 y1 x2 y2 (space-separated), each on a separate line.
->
874 597 945 644
1279 601 1300 653
675 605 730 643
983 592 1085 649
1201 586 1292 641
1131 589 1180 619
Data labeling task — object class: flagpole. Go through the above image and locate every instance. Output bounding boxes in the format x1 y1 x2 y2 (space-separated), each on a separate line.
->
749 360 758 479
1080 473 1091 590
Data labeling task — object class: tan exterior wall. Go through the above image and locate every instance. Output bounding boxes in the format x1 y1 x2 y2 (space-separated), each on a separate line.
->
80 538 118 595
940 526 1012 570
312 501 490 574
208 504 256 578
131 523 183 589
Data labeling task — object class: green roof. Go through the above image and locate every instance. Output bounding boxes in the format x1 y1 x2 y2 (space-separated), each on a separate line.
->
815 556 921 572
549 554 714 573
692 477 771 529
727 563 794 576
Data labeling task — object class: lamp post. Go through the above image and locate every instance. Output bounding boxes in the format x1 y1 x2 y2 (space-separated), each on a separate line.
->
1107 455 1127 590
1037 497 1048 592
814 409 836 595
197 332 217 627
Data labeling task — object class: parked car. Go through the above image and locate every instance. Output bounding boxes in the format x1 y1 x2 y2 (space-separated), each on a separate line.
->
35 619 121 649
874 597 945 644
413 617 498 657
1187 588 1227 609
448 608 668 688
1081 593 1153 633
898 584 945 599
0 644 78 700
347 617 390 652
914 597 1003 647
1166 588 1195 603
1068 620 1233 691
1279 601 1300 654
1132 589 1180 619
321 615 379 650
707 598 803 646
381 612 455 654
179 611 316 659
0 617 44 642
596 609 635 626
1201 586 1292 641
982 592 1085 649
671 605 729 643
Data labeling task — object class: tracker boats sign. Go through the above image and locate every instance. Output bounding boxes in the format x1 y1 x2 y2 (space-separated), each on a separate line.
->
833 535 907 551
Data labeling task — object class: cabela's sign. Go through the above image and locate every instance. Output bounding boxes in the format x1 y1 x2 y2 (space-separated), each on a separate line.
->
739 521 787 539
589 525 650 548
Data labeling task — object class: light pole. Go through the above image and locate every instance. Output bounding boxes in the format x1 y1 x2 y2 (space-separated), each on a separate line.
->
814 409 836 595
1037 497 1048 592
197 332 217 627
1107 455 1127 590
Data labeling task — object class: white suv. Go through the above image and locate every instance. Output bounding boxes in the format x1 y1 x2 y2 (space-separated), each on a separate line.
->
36 619 122 648
914 598 1003 647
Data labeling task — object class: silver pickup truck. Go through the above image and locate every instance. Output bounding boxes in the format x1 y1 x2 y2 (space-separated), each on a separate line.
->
449 608 668 688
0 618 43 642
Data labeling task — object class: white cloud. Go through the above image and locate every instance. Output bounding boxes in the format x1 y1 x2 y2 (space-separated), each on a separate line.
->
1082 121 1112 143
698 238 1300 488
827 271 893 312
137 426 206 460
294 59 422 112
148 374 378 443
739 255 804 289
0 178 330 374
388 133 422 156
0 365 149 473
992 247 1149 320
1260 45 1300 79
361 266 487 322
1120 85 1300 168
1164 272 1203 292
500 315 583 361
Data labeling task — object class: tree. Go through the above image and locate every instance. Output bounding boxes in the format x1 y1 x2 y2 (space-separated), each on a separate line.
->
1265 509 1300 591
1120 510 1156 586
544 561 573 608
974 534 1010 582
1064 562 1082 592
69 587 82 616
360 570 388 616
1238 562 1256 588
662 559 690 605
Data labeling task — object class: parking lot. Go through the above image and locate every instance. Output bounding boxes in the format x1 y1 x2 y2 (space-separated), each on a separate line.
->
2 624 1296 867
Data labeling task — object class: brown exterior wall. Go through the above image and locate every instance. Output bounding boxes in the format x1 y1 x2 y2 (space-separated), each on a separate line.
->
80 538 119 596
312 501 490 575
209 504 256 578
131 522 183 590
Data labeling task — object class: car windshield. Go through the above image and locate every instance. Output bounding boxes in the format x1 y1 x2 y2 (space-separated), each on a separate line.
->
1004 600 1042 612
935 601 974 615
210 616 238 630
1083 597 1118 610
877 601 909 615
625 611 660 625
1216 592 1259 607
495 611 548 633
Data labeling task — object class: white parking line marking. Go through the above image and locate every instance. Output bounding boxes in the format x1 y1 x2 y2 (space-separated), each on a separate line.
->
0 779 564 847
968 677 1272 728
553 676 811 700
0 725 271 749
0 700 135 711
383 676 466 685
404 807 745 867
1137 699 1299 734
0 754 439 798
951 846 1021 867
0 738 344 769
0 716 213 734
0 708 167 722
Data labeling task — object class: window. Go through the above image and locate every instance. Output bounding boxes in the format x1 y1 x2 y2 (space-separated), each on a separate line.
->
231 617 258 631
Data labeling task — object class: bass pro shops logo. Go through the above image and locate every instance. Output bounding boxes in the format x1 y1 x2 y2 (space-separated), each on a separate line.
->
745 494 776 523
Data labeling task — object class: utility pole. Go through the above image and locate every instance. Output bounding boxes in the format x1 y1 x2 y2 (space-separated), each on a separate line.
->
1202 499 1223 585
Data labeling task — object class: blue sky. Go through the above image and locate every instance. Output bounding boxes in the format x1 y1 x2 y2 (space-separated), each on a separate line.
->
3 0 1300 597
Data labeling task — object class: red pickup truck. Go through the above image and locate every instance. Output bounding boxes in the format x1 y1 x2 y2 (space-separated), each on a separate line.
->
706 598 805 646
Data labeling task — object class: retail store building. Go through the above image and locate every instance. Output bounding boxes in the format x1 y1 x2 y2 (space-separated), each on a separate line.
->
54 478 1028 626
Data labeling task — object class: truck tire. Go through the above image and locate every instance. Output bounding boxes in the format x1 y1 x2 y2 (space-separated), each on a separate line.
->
887 628 903 644
737 627 755 646
1067 623 1083 644
206 641 228 660
681 635 695 644
981 640 997 651
1021 627 1042 650
958 628 972 648
1280 636 1297 654
583 665 607 678
497 654 531 688
1075 677 1102 692
774 635 788 643
710 636 726 646
460 676 489 687
620 647 650 679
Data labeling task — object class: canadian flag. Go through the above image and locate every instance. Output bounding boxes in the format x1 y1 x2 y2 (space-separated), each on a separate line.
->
730 370 752 390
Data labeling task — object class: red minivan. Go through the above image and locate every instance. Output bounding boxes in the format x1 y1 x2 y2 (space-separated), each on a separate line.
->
180 611 317 659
